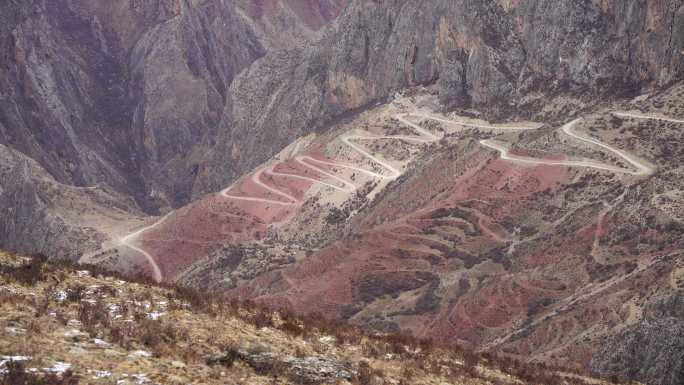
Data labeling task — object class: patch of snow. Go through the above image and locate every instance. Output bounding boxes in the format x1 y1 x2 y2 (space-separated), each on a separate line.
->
319 336 336 344
54 291 67 302
132 373 149 384
147 311 165 320
64 329 86 338
42 362 71 374
4 327 25 335
1 355 31 361
76 270 90 277
67 319 82 327
93 338 110 347
129 350 152 358
89 369 112 378
170 360 185 368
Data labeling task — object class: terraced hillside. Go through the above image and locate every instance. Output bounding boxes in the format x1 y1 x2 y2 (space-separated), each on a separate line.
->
1 1 683 384
161 84 682 383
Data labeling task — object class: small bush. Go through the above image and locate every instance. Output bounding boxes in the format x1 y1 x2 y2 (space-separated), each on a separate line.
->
78 301 111 337
173 286 208 310
250 311 274 329
1 360 79 385
206 345 240 369
66 285 85 303
354 361 373 385
0 256 44 286
138 319 178 350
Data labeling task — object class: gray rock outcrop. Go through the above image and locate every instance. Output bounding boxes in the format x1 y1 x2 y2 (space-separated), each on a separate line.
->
591 290 684 385
0 144 138 260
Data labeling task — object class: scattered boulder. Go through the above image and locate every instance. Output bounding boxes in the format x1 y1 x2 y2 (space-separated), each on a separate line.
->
237 349 354 385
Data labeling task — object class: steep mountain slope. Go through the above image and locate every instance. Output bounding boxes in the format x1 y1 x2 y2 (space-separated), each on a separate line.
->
0 143 143 262
1 1 684 384
0 0 266 211
591 289 684 385
122 82 684 385
0 0 343 257
202 0 684 198
2 0 682 259
0 251 612 385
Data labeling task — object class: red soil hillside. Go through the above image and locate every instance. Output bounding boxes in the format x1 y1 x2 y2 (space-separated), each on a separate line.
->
90 85 684 377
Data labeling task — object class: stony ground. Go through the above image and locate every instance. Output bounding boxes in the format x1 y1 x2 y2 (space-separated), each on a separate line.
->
0 251 614 385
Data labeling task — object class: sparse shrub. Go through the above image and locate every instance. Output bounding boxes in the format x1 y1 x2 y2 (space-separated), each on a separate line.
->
172 286 208 310
109 324 130 347
206 344 240 369
0 255 44 286
278 318 304 337
400 365 415 382
354 361 373 385
77 301 111 337
0 290 16 306
250 310 274 329
1 360 79 385
138 319 178 351
26 320 41 336
325 207 348 224
65 285 85 303
32 294 50 318
55 311 68 326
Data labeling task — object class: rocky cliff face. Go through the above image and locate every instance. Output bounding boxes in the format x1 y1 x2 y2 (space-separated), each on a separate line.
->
197 0 684 199
323 0 682 115
0 0 341 255
591 290 684 385
0 144 140 260
0 0 267 213
1 0 683 258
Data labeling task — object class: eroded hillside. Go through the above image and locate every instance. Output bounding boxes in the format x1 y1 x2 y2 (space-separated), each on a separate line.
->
1 1 683 384
0 251 612 385
87 82 684 385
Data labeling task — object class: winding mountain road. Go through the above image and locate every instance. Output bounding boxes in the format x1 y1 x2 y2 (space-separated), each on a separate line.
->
612 111 684 124
89 109 678 283
118 214 170 283
481 118 656 176
221 168 299 205
220 112 445 206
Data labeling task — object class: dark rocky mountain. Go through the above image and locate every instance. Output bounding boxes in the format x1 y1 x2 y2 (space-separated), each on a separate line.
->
0 0 344 257
1 1 684 384
203 0 683 202
3 0 681 215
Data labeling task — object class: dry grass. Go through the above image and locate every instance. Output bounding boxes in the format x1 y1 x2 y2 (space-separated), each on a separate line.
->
0 250 620 385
